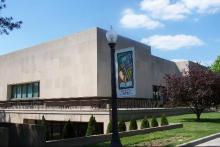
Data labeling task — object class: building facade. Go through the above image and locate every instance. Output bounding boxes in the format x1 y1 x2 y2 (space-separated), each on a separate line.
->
0 27 191 137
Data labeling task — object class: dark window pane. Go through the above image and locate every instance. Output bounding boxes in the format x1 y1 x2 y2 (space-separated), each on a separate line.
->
27 84 33 98
11 85 17 98
33 82 39 97
22 84 27 98
17 85 21 98
10 82 40 99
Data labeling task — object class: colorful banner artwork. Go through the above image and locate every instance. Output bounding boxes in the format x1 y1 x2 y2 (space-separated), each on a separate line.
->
115 47 136 97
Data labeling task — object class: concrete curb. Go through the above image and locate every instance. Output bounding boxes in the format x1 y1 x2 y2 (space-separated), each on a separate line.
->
178 132 220 147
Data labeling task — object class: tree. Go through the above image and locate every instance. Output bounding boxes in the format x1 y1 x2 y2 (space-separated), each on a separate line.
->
0 0 22 35
118 120 126 132
161 114 169 126
86 115 98 136
151 117 159 127
129 119 137 130
141 116 150 129
106 120 112 134
62 120 74 138
211 56 220 73
41 115 46 125
41 115 50 140
164 63 220 121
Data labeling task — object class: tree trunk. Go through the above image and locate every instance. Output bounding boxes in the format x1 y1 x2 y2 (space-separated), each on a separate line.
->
196 112 201 121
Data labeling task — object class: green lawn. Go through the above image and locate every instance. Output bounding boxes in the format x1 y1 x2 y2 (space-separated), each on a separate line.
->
95 112 220 147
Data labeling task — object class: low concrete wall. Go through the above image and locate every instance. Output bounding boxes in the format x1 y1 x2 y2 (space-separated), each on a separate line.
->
118 107 191 121
0 123 45 147
0 127 8 147
46 123 183 147
1 108 110 134
1 107 189 134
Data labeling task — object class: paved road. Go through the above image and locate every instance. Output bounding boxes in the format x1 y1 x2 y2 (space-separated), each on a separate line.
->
197 137 220 146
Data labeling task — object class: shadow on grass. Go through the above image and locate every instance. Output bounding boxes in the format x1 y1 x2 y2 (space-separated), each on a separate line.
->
89 142 109 147
180 118 220 123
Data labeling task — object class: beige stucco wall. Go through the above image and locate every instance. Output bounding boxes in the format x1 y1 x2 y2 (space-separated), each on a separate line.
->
0 27 190 101
97 28 153 98
0 28 98 100
151 56 181 86
96 28 187 98
175 61 190 73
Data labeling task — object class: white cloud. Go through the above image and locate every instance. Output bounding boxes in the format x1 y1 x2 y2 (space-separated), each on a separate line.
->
140 0 220 21
141 34 204 50
183 0 220 14
120 9 164 30
140 0 190 21
120 0 220 29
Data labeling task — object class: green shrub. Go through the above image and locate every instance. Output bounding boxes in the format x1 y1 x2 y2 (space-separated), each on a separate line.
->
118 120 126 132
86 115 98 136
129 119 138 130
41 115 50 140
161 114 169 126
41 115 46 125
107 120 112 134
63 120 74 138
141 116 150 129
151 117 159 127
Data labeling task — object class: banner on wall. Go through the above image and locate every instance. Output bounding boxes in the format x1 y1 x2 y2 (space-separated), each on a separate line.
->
115 47 136 98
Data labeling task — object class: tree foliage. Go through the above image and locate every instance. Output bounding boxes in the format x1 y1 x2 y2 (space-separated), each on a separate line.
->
106 120 112 134
164 63 220 120
118 120 126 132
211 56 220 73
151 117 159 127
0 0 22 35
41 115 50 140
141 116 150 129
129 119 138 130
86 115 98 136
41 115 46 126
62 120 74 138
161 114 169 126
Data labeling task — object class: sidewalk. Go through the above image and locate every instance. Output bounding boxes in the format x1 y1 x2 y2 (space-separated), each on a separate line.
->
197 137 220 146
178 133 220 147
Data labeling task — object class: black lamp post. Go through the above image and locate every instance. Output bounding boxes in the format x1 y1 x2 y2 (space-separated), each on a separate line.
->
106 26 122 147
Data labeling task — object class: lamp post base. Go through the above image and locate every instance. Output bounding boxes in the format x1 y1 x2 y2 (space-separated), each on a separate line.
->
110 139 122 147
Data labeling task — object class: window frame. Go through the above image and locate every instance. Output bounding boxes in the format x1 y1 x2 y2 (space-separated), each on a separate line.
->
10 81 40 100
152 85 165 100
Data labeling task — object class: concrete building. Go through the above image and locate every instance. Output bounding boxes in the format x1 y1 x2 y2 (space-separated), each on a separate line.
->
0 27 191 137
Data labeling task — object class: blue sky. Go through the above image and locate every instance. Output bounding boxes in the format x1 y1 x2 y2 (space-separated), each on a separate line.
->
0 0 220 66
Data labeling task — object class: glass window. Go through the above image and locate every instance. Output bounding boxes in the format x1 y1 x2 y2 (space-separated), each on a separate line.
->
17 85 21 98
10 82 40 99
12 85 17 98
152 85 165 100
22 84 27 98
27 84 33 98
33 82 39 97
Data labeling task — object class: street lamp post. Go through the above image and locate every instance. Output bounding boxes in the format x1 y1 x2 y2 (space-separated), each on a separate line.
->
106 26 122 147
